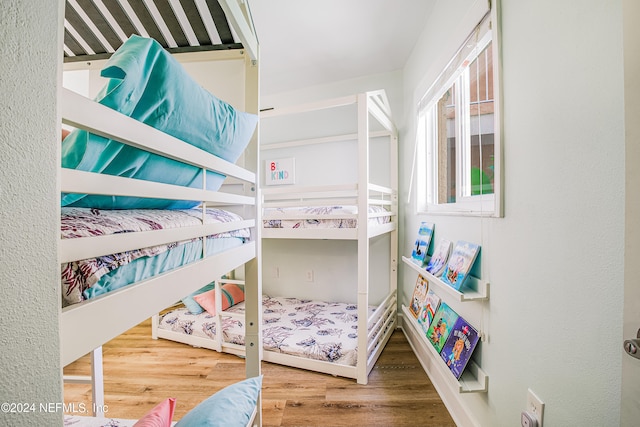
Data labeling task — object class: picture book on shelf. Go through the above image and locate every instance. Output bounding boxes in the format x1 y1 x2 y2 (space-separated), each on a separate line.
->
426 302 459 353
409 274 429 318
425 239 453 277
440 240 480 291
417 289 441 335
410 222 435 266
440 316 480 379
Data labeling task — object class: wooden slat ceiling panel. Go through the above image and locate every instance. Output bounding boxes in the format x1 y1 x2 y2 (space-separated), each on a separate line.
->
181 0 211 45
63 0 242 63
154 0 189 47
127 1 168 46
63 28 85 56
75 0 122 51
65 3 106 55
207 0 234 44
101 0 139 41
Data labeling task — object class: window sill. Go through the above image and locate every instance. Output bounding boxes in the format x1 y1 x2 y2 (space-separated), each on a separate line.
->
417 195 501 217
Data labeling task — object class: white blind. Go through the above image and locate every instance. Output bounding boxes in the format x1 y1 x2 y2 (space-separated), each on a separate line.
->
418 11 492 113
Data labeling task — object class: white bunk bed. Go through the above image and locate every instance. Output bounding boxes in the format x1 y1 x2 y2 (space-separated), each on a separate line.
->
153 91 398 385
60 1 262 426
260 91 398 385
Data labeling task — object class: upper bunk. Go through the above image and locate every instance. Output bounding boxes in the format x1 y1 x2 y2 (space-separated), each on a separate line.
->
63 0 257 63
59 0 260 369
259 90 398 240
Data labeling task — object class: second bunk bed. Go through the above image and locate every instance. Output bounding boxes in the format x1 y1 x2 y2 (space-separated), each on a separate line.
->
154 90 398 385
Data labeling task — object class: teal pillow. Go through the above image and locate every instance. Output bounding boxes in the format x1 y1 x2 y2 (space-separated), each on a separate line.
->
175 376 262 427
61 35 258 210
181 282 216 315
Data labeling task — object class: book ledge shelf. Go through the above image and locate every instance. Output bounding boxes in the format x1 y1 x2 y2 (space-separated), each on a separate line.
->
401 256 490 302
401 305 488 393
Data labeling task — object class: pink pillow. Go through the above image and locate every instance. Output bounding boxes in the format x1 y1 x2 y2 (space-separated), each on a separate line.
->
133 397 176 427
193 283 245 315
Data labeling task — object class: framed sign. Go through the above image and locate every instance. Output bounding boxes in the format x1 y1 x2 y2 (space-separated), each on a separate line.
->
265 158 295 185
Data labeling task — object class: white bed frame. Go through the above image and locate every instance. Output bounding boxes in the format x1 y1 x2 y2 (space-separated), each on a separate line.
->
152 277 252 358
59 1 262 425
152 91 397 385
260 90 398 385
155 91 397 385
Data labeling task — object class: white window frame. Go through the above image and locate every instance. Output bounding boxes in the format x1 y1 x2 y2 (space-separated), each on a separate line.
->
416 8 502 217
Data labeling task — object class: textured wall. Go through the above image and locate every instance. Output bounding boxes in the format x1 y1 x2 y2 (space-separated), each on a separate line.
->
0 1 63 426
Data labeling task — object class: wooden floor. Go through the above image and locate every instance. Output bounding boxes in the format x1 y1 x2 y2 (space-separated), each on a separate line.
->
64 319 455 426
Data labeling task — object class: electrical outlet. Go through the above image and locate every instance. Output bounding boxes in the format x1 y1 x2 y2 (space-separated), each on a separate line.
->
526 389 544 427
305 270 314 282
520 411 537 427
272 266 280 279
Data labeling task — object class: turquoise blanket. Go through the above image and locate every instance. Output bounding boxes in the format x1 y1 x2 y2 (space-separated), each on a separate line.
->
62 35 258 209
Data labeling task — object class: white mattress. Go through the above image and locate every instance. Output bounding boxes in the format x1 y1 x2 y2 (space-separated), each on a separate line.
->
158 295 375 366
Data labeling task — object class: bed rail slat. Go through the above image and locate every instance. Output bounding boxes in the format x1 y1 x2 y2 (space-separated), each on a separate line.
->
259 130 393 151
61 88 255 183
263 199 360 209
61 169 255 206
261 227 358 240
60 219 254 262
61 241 255 366
259 95 357 119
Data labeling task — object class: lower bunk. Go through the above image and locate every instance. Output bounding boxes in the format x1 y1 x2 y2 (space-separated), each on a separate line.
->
152 288 397 383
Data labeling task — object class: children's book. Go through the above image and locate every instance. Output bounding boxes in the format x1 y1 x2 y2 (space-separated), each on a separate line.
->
409 274 429 318
425 239 453 277
410 222 435 266
425 302 459 353
440 316 481 379
417 289 441 335
440 241 481 291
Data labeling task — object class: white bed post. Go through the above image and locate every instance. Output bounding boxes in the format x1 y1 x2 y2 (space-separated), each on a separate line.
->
90 347 105 417
243 43 262 427
356 93 370 385
390 115 399 316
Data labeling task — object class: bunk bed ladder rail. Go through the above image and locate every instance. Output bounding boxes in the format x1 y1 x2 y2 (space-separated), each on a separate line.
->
366 290 398 373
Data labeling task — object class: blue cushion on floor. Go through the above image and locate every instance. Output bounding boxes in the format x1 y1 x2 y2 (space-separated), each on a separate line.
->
174 376 262 427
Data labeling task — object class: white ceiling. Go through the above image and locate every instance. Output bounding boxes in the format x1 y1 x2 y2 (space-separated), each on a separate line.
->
248 0 434 95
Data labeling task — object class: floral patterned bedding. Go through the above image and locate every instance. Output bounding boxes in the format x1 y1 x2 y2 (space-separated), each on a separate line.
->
262 205 390 229
158 295 375 366
61 207 250 307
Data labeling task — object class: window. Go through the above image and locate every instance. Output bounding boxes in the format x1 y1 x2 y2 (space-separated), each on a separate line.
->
416 11 501 216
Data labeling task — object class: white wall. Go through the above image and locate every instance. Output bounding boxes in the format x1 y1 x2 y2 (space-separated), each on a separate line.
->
0 1 64 426
621 1 640 424
401 0 624 425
